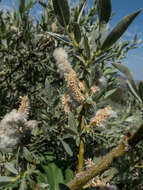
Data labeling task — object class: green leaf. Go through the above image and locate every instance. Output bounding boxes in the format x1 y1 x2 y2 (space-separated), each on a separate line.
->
103 67 117 76
84 34 90 60
0 176 13 187
52 0 70 27
139 81 143 101
26 0 36 11
86 97 95 105
97 0 111 24
65 168 74 183
127 80 142 103
103 88 117 99
46 32 71 44
102 167 118 181
68 112 78 134
5 163 18 175
45 77 52 99
61 140 73 156
77 0 87 24
19 0 25 15
43 163 64 190
23 147 33 162
112 62 138 93
101 9 142 50
1 20 6 34
73 22 81 43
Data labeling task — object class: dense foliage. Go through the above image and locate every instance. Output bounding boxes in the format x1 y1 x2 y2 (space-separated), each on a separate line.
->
0 0 143 189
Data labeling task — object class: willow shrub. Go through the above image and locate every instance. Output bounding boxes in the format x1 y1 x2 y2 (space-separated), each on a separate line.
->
0 0 143 189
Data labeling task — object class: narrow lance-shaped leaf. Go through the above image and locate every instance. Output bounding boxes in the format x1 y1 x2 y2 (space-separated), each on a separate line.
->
45 77 52 99
1 20 6 34
97 0 111 24
5 163 18 175
19 0 25 15
52 0 70 27
138 81 143 101
0 176 13 187
61 140 73 156
65 168 74 183
101 9 142 50
112 62 138 93
77 0 87 24
84 34 90 60
26 0 36 12
23 147 33 162
68 112 78 135
127 80 142 103
43 163 64 190
46 32 71 44
73 22 81 43
97 0 111 42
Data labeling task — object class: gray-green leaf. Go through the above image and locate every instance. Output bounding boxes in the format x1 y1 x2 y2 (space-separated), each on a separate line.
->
101 9 142 50
19 0 25 15
84 34 90 60
73 22 81 43
127 80 142 103
45 77 52 99
77 0 87 24
97 0 111 24
5 163 18 175
0 176 13 187
23 147 33 162
112 62 138 93
68 112 78 135
103 88 117 99
61 140 73 156
52 0 70 27
139 81 143 101
42 163 64 190
46 32 71 44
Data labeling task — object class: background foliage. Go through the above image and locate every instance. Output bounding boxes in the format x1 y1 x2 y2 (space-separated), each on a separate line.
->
0 0 143 189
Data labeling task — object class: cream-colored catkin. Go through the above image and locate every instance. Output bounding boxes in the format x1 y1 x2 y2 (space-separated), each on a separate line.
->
90 106 113 127
90 85 100 96
53 48 74 76
18 96 30 119
53 48 85 103
85 158 96 169
66 72 85 102
78 80 86 93
0 96 39 153
61 94 71 113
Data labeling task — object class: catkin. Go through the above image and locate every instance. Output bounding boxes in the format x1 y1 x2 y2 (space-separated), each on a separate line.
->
61 94 71 113
53 48 85 103
66 72 85 102
18 96 30 119
90 106 113 127
90 85 100 95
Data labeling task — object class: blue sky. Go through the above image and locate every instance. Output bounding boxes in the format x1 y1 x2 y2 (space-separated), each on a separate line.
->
0 0 143 80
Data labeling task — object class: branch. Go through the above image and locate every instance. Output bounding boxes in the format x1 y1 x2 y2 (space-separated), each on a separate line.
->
77 115 85 173
67 123 143 190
